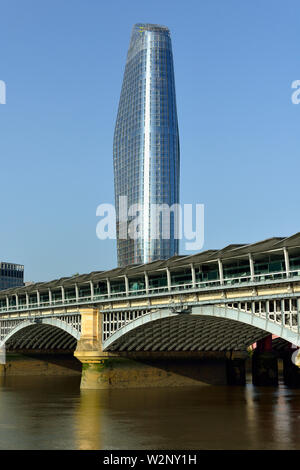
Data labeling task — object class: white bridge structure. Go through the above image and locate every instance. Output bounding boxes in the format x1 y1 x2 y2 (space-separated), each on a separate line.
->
0 233 300 355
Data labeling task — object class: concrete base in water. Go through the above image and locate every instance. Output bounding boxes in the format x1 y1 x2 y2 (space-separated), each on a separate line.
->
79 352 246 390
0 353 81 377
0 351 249 389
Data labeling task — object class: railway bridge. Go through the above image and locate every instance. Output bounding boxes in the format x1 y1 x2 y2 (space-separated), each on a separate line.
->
1 233 300 388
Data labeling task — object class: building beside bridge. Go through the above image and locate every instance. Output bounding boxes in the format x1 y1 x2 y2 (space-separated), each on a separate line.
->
0 262 24 291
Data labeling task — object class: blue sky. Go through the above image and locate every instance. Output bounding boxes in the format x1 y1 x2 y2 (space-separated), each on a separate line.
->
0 0 299 282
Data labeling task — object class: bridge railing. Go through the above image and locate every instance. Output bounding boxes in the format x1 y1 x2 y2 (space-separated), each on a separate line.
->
227 299 300 333
0 269 300 315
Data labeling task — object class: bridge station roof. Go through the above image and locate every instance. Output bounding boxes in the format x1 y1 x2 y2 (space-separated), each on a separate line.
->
1 232 300 297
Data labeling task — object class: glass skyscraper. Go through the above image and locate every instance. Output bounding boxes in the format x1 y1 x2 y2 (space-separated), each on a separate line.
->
113 23 180 267
0 262 24 291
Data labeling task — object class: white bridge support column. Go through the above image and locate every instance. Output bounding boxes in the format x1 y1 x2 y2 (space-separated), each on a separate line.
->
75 284 79 303
90 281 94 300
190 264 196 288
284 247 290 278
61 286 65 303
144 272 149 294
106 279 111 298
218 259 224 285
166 268 171 292
26 293 29 310
36 290 40 307
249 253 255 281
266 300 270 318
48 289 52 306
15 294 19 310
124 275 129 297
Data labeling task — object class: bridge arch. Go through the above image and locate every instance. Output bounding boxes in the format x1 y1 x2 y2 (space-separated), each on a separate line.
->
0 318 81 351
103 305 300 352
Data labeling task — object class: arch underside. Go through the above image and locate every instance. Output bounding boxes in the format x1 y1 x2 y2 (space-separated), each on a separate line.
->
105 315 270 352
4 324 77 351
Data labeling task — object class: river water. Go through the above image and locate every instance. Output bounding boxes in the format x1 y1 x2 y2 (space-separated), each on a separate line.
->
0 375 300 450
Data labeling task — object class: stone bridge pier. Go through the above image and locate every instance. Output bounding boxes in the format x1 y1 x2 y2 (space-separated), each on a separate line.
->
74 308 111 389
74 308 244 389
73 307 296 390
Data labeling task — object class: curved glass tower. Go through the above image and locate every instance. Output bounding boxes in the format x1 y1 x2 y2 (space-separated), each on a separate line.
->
113 23 180 266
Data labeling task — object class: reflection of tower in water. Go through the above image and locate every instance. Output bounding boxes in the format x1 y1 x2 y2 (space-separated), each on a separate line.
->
74 390 106 450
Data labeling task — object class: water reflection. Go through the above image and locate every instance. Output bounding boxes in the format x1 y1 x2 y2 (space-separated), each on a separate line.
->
0 376 300 449
75 390 105 450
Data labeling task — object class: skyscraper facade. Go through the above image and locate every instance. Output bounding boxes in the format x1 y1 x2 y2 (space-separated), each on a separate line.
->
113 23 180 267
0 262 24 291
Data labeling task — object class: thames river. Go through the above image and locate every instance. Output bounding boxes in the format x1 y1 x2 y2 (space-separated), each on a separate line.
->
0 375 300 450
